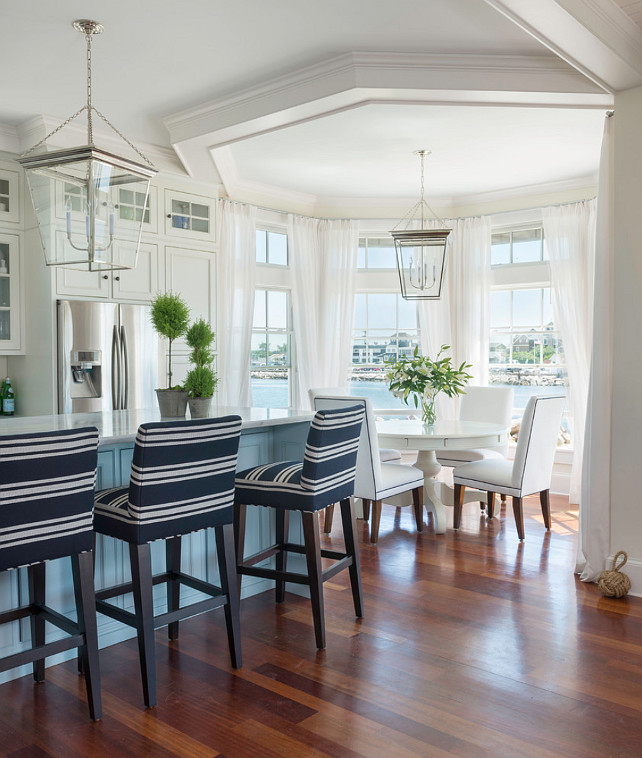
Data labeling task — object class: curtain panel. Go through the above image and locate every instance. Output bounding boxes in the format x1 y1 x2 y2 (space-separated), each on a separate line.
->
289 216 358 410
543 199 597 504
217 199 257 407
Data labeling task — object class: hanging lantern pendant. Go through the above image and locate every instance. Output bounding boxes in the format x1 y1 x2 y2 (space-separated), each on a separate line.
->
391 150 451 300
17 20 157 271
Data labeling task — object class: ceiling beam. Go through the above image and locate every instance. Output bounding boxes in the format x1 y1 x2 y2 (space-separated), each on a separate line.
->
482 0 642 92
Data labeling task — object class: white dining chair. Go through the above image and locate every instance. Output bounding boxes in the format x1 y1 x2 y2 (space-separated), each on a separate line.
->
452 395 564 539
436 386 514 467
313 395 424 543
309 387 402 463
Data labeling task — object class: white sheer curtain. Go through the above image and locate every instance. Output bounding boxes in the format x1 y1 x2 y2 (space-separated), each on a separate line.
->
217 199 257 407
576 114 614 580
289 216 358 409
543 199 597 504
418 215 491 419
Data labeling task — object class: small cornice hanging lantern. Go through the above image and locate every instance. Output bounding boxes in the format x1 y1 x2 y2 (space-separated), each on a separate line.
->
17 20 157 271
391 150 451 300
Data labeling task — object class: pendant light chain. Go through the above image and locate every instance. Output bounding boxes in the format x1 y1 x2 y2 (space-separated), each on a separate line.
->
86 29 94 145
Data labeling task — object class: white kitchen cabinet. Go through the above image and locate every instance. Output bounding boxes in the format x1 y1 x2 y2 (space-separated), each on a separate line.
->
164 189 216 243
56 238 159 302
0 166 20 225
165 245 216 353
0 233 24 353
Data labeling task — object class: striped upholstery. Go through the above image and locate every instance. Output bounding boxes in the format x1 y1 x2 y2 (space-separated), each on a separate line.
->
0 427 99 572
235 406 364 511
94 416 242 544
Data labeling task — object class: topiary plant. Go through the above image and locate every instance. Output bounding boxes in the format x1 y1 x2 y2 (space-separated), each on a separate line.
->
184 318 217 398
150 292 190 389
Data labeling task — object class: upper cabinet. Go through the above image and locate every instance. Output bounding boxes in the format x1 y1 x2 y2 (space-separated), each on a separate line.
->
0 166 21 225
164 189 216 243
55 239 159 302
0 233 23 352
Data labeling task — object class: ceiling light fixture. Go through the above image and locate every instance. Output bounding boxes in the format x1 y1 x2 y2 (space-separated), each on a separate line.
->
391 150 451 300
17 20 157 271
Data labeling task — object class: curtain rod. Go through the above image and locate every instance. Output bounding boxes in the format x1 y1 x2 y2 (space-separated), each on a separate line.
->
220 195 598 224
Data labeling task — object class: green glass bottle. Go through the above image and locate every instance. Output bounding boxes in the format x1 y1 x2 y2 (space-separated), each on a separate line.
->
0 377 5 415
2 376 14 416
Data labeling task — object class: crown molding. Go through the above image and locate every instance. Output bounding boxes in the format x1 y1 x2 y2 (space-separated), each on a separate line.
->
164 51 609 149
15 115 186 175
0 123 19 154
482 0 642 91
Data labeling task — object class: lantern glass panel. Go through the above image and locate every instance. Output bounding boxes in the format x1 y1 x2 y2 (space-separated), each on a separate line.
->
394 235 448 300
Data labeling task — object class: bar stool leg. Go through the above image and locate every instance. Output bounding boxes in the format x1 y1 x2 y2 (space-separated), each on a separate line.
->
215 523 242 669
275 509 290 603
234 504 247 597
339 498 363 618
71 550 102 721
166 536 182 641
301 511 325 649
129 542 157 708
27 562 46 683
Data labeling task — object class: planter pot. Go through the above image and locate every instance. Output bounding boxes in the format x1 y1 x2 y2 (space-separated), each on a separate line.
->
188 396 212 419
155 389 188 417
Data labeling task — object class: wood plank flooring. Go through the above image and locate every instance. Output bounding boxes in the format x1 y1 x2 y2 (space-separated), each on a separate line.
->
2 495 642 757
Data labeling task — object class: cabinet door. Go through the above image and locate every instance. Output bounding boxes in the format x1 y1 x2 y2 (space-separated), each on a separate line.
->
0 233 23 353
112 242 159 302
164 189 216 242
165 246 216 352
0 166 20 224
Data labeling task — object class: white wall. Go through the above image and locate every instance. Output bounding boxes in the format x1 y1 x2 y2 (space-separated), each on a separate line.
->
611 86 642 592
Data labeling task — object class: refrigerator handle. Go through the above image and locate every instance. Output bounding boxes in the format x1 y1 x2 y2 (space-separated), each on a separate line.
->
111 325 121 410
120 325 129 410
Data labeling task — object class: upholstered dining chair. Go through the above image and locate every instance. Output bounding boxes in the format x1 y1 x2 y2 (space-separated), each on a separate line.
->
309 387 402 463
313 395 424 543
452 395 564 539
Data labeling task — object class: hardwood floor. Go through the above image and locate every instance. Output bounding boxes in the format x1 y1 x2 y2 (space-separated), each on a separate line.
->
2 495 642 757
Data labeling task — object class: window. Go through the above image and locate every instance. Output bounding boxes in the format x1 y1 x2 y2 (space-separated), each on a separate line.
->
251 289 292 408
256 229 288 265
489 225 569 444
351 292 420 409
358 237 397 269
491 228 545 266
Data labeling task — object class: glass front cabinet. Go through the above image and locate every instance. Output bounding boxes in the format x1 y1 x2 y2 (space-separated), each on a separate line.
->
164 189 216 242
0 233 22 352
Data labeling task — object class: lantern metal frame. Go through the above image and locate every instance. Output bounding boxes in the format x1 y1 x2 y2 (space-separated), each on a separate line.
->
17 20 157 271
390 150 451 300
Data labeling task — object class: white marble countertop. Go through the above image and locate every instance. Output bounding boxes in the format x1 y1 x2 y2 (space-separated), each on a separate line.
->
0 407 314 445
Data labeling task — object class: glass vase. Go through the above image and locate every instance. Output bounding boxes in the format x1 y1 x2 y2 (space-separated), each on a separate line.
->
420 393 437 426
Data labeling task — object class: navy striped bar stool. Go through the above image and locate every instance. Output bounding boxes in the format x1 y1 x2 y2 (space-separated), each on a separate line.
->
0 427 101 721
93 416 242 708
235 405 365 649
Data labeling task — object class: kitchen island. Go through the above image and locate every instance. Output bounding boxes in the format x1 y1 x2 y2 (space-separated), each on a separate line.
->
0 406 313 683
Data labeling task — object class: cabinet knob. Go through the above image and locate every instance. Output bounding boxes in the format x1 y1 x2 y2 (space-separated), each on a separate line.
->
167 213 171 218
114 276 120 281
102 275 109 280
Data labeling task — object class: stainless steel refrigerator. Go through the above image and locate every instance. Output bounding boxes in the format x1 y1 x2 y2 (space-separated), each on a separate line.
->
57 299 164 414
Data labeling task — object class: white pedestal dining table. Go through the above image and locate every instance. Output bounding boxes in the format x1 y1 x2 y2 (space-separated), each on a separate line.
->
376 419 510 534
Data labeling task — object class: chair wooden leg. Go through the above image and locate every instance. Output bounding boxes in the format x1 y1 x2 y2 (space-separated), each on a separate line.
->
129 542 157 708
370 500 383 544
275 509 290 604
301 511 326 649
323 504 335 534
412 487 424 532
166 536 182 641
215 523 242 669
71 551 102 721
27 562 46 683
453 484 466 529
501 493 507 504
361 499 371 521
540 489 552 530
487 491 496 519
512 496 525 540
339 498 363 618
234 504 247 597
